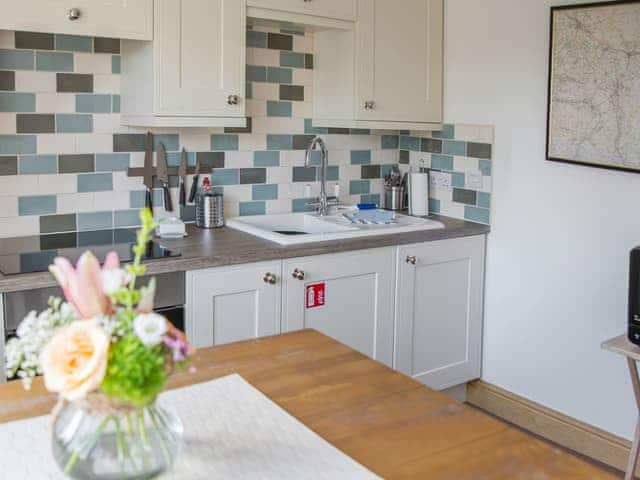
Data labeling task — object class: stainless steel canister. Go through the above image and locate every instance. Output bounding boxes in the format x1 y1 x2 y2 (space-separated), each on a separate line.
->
384 186 404 210
195 191 224 228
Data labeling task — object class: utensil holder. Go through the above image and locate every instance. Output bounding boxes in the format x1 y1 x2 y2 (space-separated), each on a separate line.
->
384 186 405 211
196 192 224 229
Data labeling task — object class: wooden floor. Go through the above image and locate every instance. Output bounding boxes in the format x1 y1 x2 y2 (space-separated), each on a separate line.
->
0 330 622 479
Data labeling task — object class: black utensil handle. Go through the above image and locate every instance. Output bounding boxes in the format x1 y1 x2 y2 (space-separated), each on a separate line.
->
179 181 186 206
145 189 153 210
163 185 174 212
188 175 199 203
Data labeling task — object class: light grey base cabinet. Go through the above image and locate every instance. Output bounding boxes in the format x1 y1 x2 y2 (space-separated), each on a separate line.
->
185 235 486 389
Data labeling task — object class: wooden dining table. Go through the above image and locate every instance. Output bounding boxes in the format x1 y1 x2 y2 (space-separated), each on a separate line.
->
0 330 620 479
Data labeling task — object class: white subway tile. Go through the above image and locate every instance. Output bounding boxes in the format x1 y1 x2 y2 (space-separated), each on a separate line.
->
57 193 95 213
225 151 253 168
373 150 398 165
266 167 291 184
252 116 303 134
180 133 211 151
293 35 313 53
36 93 75 113
266 198 289 214
0 113 16 134
246 99 267 117
75 53 112 74
0 217 39 238
14 71 56 93
0 176 32 196
251 83 279 101
292 69 313 86
238 133 266 151
75 133 113 153
0 196 18 217
327 150 349 166
292 101 312 118
93 114 126 133
453 156 479 172
224 201 239 218
112 171 144 191
94 191 129 210
129 152 145 168
222 184 252 202
439 200 465 218
0 30 15 49
37 134 76 154
247 48 279 67
304 85 313 102
93 74 120 94
279 151 305 167
37 174 76 194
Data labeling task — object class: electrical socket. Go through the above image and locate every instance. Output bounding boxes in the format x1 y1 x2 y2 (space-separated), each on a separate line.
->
430 171 452 188
465 171 483 189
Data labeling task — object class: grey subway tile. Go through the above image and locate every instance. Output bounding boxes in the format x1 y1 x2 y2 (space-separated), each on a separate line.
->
246 82 253 100
240 168 266 185
279 85 304 101
19 154 57 174
361 165 381 179
77 173 113 192
252 184 278 201
254 151 279 167
40 214 76 234
351 150 371 165
56 113 92 133
15 31 54 50
16 114 55 133
181 205 196 222
292 134 314 150
76 94 111 113
247 31 267 48
267 67 292 84
239 201 266 216
467 142 492 159
266 100 292 117
196 152 225 170
55 34 93 52
452 188 477 205
20 251 57 272
59 154 94 173
0 156 17 175
0 49 34 70
212 168 239 186
305 54 313 69
0 71 15 91
57 73 93 93
0 92 35 112
36 52 73 72
246 65 266 82
114 210 141 228
328 127 350 134
211 134 238 151
0 135 36 154
77 211 113 231
94 37 120 54
349 180 370 195
267 33 293 51
113 134 146 152
18 195 56 216
399 150 409 164
40 232 76 250
350 128 370 135
421 138 442 153
95 153 130 172
292 166 317 182
224 117 252 134
280 51 305 68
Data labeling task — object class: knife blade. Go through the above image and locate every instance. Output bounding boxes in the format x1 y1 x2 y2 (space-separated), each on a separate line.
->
156 142 174 212
143 132 154 210
188 156 202 204
178 148 188 207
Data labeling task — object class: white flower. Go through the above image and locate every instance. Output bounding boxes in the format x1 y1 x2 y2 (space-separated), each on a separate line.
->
133 313 167 347
101 268 128 295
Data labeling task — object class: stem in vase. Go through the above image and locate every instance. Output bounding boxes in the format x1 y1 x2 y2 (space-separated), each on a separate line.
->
64 414 113 475
148 406 172 465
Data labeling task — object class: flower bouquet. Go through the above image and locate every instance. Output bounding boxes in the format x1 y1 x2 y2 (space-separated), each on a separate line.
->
4 209 193 480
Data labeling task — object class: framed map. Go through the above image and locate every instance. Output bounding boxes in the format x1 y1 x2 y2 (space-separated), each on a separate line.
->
546 0 640 173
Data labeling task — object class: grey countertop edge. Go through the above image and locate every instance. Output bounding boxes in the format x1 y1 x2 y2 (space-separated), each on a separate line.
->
0 215 489 294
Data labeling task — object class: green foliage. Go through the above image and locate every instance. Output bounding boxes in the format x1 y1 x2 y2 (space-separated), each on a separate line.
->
101 333 167 407
127 208 156 290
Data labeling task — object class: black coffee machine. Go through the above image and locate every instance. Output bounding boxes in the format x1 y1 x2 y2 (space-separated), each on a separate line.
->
629 247 640 345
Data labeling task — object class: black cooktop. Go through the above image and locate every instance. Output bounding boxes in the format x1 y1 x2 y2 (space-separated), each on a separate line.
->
0 229 180 275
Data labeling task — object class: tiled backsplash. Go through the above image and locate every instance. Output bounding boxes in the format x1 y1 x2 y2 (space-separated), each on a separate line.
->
0 27 493 238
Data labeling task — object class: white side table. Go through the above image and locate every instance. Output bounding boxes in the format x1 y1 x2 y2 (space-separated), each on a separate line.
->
602 335 640 480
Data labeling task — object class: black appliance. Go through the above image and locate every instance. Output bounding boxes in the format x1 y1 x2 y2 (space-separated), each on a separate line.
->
629 247 640 345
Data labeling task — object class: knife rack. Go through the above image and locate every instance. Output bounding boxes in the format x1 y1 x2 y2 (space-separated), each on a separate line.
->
127 167 199 177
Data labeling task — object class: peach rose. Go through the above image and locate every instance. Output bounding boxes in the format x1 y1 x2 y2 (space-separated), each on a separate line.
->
40 321 110 401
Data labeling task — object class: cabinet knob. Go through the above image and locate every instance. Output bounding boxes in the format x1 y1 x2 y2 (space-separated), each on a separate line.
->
364 100 375 110
67 8 81 20
263 272 277 285
227 95 240 105
406 255 417 265
292 268 305 281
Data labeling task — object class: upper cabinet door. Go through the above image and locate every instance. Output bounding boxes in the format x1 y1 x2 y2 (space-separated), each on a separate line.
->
1 0 153 40
154 0 245 117
247 0 356 21
356 0 443 123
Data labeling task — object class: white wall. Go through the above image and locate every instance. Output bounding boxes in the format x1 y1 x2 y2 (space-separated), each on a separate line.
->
445 0 640 440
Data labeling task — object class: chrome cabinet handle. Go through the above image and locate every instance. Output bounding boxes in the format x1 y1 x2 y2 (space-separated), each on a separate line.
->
263 272 277 285
292 268 305 281
227 95 239 105
67 8 81 20
364 100 375 110
406 255 417 265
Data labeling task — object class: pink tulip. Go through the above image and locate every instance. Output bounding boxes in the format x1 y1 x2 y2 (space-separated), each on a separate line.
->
49 252 118 319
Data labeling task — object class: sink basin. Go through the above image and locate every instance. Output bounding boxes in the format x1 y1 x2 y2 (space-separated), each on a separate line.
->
226 209 445 245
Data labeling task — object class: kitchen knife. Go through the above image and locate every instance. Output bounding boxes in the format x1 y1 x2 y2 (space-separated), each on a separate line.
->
156 142 174 212
178 148 188 207
188 156 202 204
143 132 154 210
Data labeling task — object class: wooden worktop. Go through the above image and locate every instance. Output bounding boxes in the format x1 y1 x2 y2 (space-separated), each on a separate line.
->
0 330 618 479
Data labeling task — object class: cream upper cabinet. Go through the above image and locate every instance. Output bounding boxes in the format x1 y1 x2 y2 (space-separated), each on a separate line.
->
313 0 443 130
121 0 247 128
247 0 356 21
1 0 153 40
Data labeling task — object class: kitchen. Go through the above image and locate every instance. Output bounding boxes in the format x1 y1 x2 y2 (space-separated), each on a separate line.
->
0 0 637 479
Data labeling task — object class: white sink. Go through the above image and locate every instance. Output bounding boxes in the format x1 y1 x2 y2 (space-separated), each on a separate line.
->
226 209 445 245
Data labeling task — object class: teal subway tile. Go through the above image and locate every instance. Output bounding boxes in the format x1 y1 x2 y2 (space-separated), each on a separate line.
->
477 192 491 209
479 159 492 176
212 168 239 185
306 150 321 166
380 165 396 178
247 30 267 48
246 82 253 100
451 172 465 188
254 151 280 167
56 113 92 133
112 95 120 113
350 128 370 135
166 151 195 167
153 134 179 152
267 134 293 150
246 65 266 82
382 135 399 149
0 92 35 112
240 201 266 216
267 67 292 84
0 135 36 154
360 194 381 206
464 205 490 225
18 195 56 216
349 180 370 195
111 55 121 74
95 153 130 172
75 94 111 113
280 51 305 68
211 134 238 151
399 136 421 151
432 124 455 139
267 100 292 117
130 190 146 208
0 49 34 70
36 51 73 72
429 198 441 214
152 188 163 206
114 210 141 228
55 34 92 52
252 184 278 201
327 166 339 181
77 173 113 192
77 211 113 231
304 119 328 135
431 155 454 171
443 140 466 156
350 150 371 165
292 198 314 213
19 155 57 174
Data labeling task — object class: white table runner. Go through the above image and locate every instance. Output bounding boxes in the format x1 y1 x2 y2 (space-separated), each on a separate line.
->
0 374 380 479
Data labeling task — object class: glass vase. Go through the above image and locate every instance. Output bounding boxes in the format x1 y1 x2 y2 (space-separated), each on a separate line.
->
51 396 183 480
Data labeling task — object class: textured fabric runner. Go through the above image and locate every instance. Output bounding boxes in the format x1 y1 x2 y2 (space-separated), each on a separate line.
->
0 374 380 479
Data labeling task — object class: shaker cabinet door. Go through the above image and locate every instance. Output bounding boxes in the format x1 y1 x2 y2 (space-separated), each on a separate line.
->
186 262 282 349
247 0 356 21
395 236 485 390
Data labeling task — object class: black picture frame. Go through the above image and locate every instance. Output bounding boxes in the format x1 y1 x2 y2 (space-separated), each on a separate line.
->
546 0 640 173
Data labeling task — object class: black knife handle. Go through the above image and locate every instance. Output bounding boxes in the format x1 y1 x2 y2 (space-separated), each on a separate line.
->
188 175 199 203
179 181 186 206
145 189 153 210
163 185 174 212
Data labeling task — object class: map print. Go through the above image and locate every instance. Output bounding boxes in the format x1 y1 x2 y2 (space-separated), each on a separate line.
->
548 3 640 170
